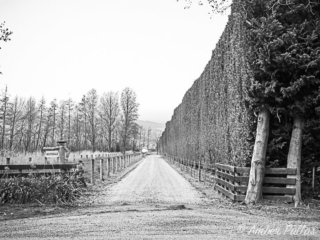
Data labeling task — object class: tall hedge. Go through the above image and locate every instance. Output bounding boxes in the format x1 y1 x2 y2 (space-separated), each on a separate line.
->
159 2 254 166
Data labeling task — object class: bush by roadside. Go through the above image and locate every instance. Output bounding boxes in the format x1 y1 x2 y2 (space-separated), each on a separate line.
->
0 174 86 205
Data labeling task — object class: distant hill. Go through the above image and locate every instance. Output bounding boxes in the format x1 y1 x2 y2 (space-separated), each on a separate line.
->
136 120 165 131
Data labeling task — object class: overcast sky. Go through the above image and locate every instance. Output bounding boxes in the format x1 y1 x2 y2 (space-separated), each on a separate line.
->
0 0 229 124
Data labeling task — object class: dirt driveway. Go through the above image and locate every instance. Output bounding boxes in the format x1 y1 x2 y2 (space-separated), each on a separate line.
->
0 155 319 239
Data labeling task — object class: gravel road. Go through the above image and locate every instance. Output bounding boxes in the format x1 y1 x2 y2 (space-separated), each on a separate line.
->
0 155 319 239
105 154 202 205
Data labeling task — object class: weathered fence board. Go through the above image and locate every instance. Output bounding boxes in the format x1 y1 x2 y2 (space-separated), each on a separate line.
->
264 177 296 185
0 164 76 170
215 184 235 200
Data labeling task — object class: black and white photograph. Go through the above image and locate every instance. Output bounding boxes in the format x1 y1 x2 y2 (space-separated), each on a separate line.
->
0 0 319 239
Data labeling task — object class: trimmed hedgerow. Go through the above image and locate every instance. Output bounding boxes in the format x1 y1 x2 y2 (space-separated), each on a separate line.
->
159 2 253 166
160 0 320 172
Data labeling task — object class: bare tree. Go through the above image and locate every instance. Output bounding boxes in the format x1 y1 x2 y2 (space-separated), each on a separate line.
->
23 97 37 152
49 99 58 145
120 88 139 153
42 113 51 148
130 122 140 151
0 86 9 150
57 100 67 140
79 95 88 150
7 96 24 150
65 98 74 145
35 97 46 150
99 91 119 152
87 89 98 152
73 104 82 152
138 125 143 150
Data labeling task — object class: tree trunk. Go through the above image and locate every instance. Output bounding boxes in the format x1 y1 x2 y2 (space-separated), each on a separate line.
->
36 106 43 151
1 86 8 150
245 107 270 204
287 116 303 207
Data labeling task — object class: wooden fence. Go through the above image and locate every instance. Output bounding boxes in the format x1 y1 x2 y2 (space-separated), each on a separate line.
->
88 153 143 185
215 164 296 202
0 164 76 178
0 153 144 185
168 155 215 184
166 155 299 203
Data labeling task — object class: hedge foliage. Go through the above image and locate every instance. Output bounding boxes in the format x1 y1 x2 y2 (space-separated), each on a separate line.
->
160 0 320 169
160 2 254 166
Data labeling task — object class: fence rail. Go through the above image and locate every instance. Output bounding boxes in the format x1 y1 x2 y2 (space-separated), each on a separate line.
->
165 155 299 203
87 153 144 184
215 164 297 202
0 153 144 185
0 164 76 178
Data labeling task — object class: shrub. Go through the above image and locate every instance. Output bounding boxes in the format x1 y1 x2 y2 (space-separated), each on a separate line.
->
0 173 86 205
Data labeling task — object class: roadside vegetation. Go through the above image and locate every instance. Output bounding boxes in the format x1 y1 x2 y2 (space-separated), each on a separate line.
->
0 173 85 205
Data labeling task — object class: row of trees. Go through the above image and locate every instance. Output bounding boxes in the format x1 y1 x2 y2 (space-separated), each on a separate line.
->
1 23 161 155
0 87 154 155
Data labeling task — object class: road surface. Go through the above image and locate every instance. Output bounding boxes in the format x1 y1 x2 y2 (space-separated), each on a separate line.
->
101 154 202 205
0 155 319 239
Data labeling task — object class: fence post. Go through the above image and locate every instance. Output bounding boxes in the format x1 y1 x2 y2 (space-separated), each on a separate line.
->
198 158 201 181
100 158 104 181
127 155 129 167
117 156 119 172
91 158 95 185
114 156 117 172
113 157 116 174
107 157 110 177
121 156 123 170
204 160 207 183
234 169 240 199
6 157 10 165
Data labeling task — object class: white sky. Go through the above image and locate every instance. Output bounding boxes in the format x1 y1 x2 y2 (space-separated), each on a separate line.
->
0 0 229 124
